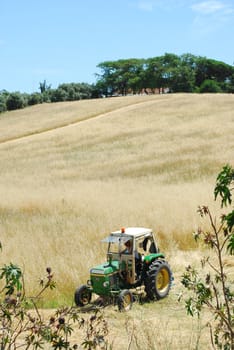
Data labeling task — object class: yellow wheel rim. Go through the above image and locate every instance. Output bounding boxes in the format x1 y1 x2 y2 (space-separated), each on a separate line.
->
156 268 170 292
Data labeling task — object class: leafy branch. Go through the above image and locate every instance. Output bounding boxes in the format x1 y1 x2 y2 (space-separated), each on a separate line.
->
0 264 110 349
181 164 234 350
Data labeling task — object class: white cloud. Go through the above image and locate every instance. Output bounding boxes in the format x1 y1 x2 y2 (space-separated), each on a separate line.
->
191 0 234 34
134 0 234 22
190 0 234 35
192 1 224 14
137 1 154 11
191 0 234 15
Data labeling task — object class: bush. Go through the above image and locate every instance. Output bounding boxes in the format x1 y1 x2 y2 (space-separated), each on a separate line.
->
28 92 43 105
50 88 68 102
199 79 222 93
0 262 111 349
6 92 26 111
57 83 94 101
181 165 234 349
0 95 7 113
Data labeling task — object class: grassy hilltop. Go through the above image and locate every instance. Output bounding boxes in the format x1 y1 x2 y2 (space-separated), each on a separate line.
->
0 93 233 348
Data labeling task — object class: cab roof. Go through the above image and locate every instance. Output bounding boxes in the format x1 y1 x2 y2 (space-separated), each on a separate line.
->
101 227 153 244
111 227 152 238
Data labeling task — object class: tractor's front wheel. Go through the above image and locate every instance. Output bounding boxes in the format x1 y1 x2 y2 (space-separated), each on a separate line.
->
144 260 172 300
74 285 92 307
117 290 133 312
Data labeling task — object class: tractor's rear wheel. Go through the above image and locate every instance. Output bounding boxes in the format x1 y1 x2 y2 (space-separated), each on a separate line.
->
74 285 92 307
117 290 133 312
144 260 172 300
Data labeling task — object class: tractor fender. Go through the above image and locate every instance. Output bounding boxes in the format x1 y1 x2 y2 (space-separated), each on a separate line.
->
140 253 165 283
143 253 165 265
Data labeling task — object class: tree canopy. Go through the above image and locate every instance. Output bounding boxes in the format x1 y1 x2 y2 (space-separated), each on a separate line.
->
96 53 234 95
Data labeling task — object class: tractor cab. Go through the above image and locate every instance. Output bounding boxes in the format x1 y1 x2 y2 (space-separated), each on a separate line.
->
102 227 158 285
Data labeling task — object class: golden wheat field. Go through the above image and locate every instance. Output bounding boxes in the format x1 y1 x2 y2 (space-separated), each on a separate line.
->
0 93 234 349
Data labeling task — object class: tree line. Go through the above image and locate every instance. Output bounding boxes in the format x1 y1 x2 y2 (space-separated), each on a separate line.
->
0 82 97 113
96 53 234 96
0 53 233 113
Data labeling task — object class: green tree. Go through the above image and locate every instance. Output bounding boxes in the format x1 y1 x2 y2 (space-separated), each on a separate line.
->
39 80 52 102
39 79 51 94
224 72 234 93
144 56 165 92
199 79 222 93
194 57 234 91
6 92 26 111
50 88 67 102
170 64 195 92
96 58 145 95
0 90 8 113
32 56 234 98
96 60 120 96
58 83 94 100
28 92 43 105
181 165 234 349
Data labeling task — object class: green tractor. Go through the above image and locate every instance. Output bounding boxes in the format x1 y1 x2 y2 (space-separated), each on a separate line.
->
74 227 173 311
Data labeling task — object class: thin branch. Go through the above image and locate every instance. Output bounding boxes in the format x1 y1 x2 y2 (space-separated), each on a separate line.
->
211 282 220 310
206 259 221 276
207 322 215 350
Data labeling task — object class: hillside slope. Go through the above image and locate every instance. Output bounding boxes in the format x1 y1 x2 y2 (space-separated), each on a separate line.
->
0 94 234 349
0 93 233 305
0 95 158 143
1 93 233 179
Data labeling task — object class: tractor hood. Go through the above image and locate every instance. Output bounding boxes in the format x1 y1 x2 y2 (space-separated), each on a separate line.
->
90 260 119 275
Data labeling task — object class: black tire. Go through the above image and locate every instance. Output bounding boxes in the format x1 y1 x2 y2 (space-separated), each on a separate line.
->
117 289 133 312
144 260 172 300
74 284 92 307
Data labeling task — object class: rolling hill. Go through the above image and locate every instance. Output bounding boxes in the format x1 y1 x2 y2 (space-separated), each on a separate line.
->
0 93 233 348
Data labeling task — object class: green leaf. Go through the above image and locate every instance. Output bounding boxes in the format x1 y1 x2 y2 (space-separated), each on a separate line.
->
227 233 234 255
225 211 234 232
0 263 22 294
214 164 234 207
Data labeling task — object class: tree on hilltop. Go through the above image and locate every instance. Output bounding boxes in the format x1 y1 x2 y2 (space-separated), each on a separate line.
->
39 79 51 94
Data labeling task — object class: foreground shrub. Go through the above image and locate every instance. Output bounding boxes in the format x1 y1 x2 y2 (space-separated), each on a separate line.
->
181 164 234 349
0 264 110 349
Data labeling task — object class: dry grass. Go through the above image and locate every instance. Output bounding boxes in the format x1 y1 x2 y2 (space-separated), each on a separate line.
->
0 93 233 348
0 93 233 295
0 95 157 143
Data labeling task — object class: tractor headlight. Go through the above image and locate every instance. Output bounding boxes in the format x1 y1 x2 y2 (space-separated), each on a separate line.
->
103 281 109 288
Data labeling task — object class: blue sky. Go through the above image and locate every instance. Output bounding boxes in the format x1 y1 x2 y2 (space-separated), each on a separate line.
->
0 0 233 93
